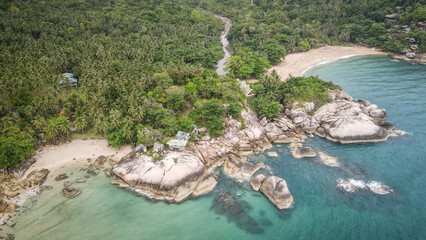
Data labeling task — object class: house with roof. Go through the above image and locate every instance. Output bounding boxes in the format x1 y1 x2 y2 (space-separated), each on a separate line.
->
167 131 191 149
239 80 255 97
385 14 397 24
417 22 426 31
60 73 78 88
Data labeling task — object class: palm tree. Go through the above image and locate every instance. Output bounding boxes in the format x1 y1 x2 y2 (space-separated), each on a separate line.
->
31 115 46 134
109 109 121 129
74 116 88 134
44 120 59 143
122 125 133 142
56 116 71 138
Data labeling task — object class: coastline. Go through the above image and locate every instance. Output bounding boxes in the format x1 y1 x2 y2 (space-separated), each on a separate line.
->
27 139 131 177
268 45 389 80
0 139 131 227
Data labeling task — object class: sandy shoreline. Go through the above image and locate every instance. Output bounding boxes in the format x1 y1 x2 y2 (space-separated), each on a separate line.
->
268 45 389 80
27 139 132 177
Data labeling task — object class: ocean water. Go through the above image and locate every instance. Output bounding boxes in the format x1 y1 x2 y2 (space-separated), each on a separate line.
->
6 56 426 240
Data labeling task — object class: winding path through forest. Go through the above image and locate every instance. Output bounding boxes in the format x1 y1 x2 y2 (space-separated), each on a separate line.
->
214 15 232 75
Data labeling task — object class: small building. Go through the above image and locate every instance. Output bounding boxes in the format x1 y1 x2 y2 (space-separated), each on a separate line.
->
239 80 255 97
176 131 190 141
410 45 419 50
387 34 400 40
385 14 397 24
405 37 416 43
166 139 188 149
60 73 78 88
153 143 164 153
417 22 426 31
135 144 147 153
402 27 411 33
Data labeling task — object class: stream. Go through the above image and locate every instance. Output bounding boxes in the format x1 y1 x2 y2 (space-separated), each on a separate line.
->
215 15 232 75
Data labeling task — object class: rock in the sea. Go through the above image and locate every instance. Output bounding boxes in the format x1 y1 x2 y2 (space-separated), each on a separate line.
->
293 147 316 158
94 155 108 167
366 181 393 195
104 168 113 177
62 187 80 198
32 169 50 185
318 152 339 167
64 181 72 187
311 92 391 143
250 174 266 191
259 176 293 210
224 153 264 182
55 173 68 181
267 151 278 158
113 151 213 203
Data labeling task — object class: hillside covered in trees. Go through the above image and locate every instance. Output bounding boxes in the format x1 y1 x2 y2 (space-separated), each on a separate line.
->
1 0 425 168
0 0 243 168
193 0 426 78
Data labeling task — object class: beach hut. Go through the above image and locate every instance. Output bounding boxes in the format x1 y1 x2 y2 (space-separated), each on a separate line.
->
385 14 397 24
176 131 190 141
417 22 426 31
239 80 255 98
60 73 78 88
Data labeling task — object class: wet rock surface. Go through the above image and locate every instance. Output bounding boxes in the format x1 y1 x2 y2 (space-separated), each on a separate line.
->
55 173 68 181
62 187 80 198
258 176 293 210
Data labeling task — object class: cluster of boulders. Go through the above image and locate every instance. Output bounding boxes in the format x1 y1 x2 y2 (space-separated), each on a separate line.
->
285 90 392 143
110 90 393 209
0 168 50 216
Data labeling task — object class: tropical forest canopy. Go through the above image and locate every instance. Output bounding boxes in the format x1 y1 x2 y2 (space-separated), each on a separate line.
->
0 0 425 168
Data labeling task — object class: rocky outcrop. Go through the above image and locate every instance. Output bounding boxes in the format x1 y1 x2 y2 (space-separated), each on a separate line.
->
318 152 339 167
223 153 264 182
112 151 216 203
293 147 316 158
286 91 392 143
62 187 80 198
256 176 293 210
250 174 266 191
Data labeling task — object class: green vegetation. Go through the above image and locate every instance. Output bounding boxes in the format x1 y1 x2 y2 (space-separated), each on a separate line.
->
1 0 424 168
249 73 341 118
0 0 243 168
280 76 342 107
194 0 425 77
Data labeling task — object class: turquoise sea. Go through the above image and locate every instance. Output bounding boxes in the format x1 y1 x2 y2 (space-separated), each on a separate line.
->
5 56 426 240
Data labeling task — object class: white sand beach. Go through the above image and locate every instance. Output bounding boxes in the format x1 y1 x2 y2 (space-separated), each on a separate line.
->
268 45 388 80
26 139 132 177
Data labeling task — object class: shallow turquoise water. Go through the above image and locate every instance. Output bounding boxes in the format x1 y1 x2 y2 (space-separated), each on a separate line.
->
7 56 426 239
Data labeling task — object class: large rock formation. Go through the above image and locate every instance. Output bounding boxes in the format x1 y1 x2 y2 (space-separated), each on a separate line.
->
112 151 217 203
286 91 392 143
251 175 293 210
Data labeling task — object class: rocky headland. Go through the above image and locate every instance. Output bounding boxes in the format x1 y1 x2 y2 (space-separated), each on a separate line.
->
110 89 393 209
0 89 394 222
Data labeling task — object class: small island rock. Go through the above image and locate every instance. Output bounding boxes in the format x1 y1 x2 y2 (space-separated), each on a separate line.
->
62 187 80 198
